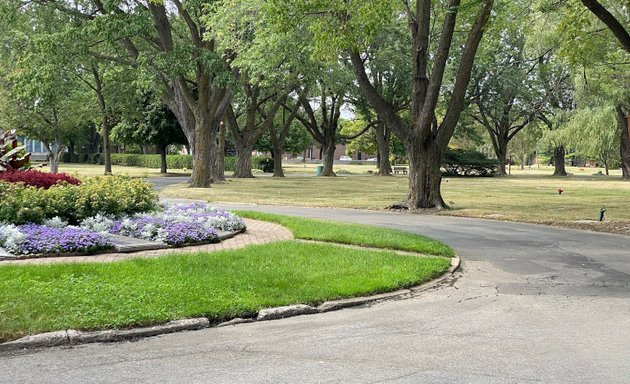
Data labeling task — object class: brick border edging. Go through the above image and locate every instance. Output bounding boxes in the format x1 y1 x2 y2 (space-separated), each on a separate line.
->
0 256 460 352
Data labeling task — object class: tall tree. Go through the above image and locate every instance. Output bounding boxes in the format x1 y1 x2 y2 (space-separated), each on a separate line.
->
111 96 188 174
469 15 549 176
31 0 235 186
351 0 493 207
551 0 629 178
225 84 292 178
255 100 305 177
270 0 493 206
578 0 630 54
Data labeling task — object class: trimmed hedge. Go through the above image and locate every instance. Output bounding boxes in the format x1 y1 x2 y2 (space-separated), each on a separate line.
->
109 154 193 169
107 154 272 172
0 176 158 225
442 149 498 177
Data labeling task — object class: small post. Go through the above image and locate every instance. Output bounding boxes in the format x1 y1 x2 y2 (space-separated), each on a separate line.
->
599 207 606 222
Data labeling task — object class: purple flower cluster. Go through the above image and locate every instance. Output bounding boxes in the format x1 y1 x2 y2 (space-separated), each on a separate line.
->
15 224 113 255
109 216 219 246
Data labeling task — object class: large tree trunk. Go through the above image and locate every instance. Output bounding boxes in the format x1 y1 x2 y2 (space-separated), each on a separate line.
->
617 106 630 179
90 67 112 175
552 145 568 176
233 145 254 178
159 145 168 174
375 122 392 176
321 140 336 176
214 120 226 182
46 143 65 174
101 116 112 175
271 143 285 177
190 115 217 187
494 137 509 176
407 138 446 209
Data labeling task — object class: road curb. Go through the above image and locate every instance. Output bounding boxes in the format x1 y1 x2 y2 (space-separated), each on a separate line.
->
0 256 460 352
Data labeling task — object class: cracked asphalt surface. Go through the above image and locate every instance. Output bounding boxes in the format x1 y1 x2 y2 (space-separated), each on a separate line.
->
2 202 629 383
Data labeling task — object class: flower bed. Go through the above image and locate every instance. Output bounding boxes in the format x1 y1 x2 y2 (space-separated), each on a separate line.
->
0 201 246 257
0 223 113 255
80 202 247 247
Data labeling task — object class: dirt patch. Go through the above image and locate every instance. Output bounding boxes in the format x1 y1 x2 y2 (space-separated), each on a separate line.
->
559 221 630 236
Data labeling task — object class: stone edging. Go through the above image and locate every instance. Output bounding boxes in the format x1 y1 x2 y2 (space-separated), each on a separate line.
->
0 256 460 352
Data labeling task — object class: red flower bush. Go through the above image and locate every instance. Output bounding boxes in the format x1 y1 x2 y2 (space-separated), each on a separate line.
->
0 170 80 189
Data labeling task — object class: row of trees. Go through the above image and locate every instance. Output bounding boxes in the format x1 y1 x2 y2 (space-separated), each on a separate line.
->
0 0 628 209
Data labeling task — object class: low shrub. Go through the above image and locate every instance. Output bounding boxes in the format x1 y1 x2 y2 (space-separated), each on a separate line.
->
107 154 272 172
0 176 158 225
442 149 498 177
0 169 80 189
109 154 193 169
258 157 274 173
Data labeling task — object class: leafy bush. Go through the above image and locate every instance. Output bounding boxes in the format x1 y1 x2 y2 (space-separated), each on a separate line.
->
0 169 80 189
0 176 158 225
442 149 498 177
258 157 274 173
73 177 158 220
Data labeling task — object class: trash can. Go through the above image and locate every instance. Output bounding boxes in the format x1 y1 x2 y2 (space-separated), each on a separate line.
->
315 165 324 176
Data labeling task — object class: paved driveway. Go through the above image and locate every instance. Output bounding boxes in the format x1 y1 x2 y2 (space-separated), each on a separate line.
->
2 204 629 383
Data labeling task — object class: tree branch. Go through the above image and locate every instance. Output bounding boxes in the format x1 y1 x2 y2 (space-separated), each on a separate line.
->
580 0 630 54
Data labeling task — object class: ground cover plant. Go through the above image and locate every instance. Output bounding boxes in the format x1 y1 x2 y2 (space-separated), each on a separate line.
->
0 215 452 342
0 223 112 255
80 202 246 246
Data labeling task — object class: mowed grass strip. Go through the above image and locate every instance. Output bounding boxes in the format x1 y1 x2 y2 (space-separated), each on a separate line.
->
236 211 454 257
0 241 450 342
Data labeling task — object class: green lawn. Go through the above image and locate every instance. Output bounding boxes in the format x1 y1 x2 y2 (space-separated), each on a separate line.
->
0 216 452 342
160 167 630 228
54 162 630 230
236 211 454 256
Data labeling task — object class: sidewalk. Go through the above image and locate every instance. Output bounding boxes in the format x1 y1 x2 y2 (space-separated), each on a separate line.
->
0 219 292 265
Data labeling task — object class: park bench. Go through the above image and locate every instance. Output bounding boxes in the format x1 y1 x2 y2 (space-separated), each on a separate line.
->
392 166 408 175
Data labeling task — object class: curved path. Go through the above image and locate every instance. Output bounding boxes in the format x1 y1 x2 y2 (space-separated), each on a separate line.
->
2 204 629 384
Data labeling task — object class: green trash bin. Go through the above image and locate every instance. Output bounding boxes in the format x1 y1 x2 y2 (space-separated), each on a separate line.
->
315 165 324 176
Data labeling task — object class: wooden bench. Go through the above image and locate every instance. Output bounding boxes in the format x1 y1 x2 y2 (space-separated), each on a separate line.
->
392 166 408 175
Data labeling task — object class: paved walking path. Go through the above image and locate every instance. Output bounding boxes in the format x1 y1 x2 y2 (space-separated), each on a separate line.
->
0 219 292 265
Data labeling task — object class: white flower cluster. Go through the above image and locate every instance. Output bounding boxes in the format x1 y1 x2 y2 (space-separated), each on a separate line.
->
42 217 68 228
0 223 27 253
80 214 115 233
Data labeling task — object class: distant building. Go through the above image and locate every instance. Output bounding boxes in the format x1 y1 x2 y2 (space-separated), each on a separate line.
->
17 136 57 161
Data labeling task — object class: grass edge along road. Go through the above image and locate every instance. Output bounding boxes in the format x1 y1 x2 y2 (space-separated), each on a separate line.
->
0 215 452 342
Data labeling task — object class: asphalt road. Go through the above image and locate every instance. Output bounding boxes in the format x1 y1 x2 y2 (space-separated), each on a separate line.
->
2 204 629 384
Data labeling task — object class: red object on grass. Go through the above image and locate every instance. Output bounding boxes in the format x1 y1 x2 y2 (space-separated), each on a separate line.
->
558 188 564 195
0 169 80 189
